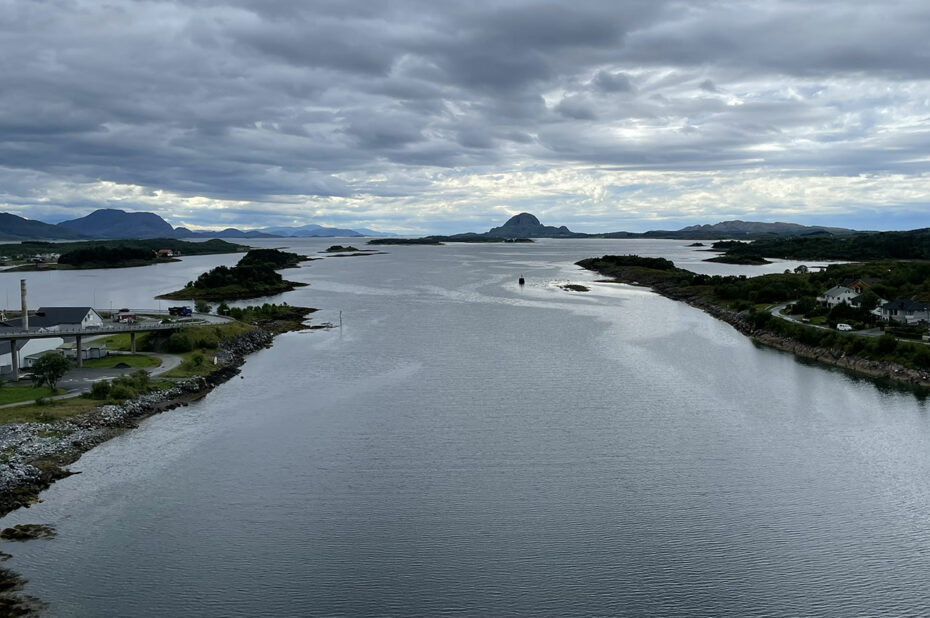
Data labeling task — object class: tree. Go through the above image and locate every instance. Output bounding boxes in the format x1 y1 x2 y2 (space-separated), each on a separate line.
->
31 353 71 392
195 300 211 313
857 290 881 312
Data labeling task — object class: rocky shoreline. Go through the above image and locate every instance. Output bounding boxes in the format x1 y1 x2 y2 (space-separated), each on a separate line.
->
590 270 930 391
0 327 274 518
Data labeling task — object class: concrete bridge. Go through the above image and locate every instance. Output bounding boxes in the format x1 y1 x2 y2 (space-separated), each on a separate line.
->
2 310 232 378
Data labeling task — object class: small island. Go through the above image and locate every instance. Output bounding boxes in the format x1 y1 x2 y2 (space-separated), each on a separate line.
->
158 248 309 300
704 254 772 265
321 245 386 257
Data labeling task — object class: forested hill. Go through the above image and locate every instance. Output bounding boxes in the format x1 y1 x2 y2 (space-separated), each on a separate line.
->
717 229 930 261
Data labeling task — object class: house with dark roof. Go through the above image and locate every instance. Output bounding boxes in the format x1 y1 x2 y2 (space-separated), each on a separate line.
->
840 279 875 295
881 299 930 325
0 306 103 375
0 307 103 332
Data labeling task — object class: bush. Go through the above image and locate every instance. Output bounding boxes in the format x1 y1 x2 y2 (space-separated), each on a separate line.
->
128 369 150 392
90 380 111 400
876 334 898 356
166 332 193 353
195 300 211 314
109 384 135 400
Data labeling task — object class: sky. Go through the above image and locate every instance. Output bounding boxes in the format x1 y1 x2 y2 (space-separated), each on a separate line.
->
2 0 930 235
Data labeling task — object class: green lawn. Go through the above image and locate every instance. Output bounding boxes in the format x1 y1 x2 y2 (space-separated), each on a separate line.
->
95 332 151 352
0 383 61 406
0 397 101 425
159 321 254 378
81 354 161 369
160 350 220 378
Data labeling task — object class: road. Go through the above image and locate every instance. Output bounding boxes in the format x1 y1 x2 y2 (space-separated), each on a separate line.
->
0 351 185 410
769 303 912 339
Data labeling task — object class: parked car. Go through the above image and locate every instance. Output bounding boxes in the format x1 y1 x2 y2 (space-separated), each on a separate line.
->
836 323 853 331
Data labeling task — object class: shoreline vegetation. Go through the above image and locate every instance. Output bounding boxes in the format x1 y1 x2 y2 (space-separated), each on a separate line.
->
0 306 315 613
322 245 386 257
157 248 310 301
706 228 930 264
577 255 930 390
0 239 247 271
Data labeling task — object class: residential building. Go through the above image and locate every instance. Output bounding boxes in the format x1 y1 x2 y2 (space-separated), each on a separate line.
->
818 285 859 307
881 299 930 325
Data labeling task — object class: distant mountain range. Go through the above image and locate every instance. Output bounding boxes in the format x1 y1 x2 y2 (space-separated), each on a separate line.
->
0 213 86 241
0 209 393 241
0 208 865 243
462 213 859 240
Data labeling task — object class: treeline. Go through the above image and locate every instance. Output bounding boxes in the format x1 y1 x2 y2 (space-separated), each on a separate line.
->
581 255 677 271
717 228 930 261
580 258 930 310
214 302 299 322
58 245 154 267
0 238 246 263
237 248 305 269
746 308 930 370
578 254 930 373
159 249 306 300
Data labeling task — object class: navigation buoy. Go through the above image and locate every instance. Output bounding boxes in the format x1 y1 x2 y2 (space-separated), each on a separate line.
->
518 276 525 286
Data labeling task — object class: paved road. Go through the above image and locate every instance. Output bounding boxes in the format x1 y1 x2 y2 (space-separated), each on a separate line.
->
769 302 921 340
0 351 184 409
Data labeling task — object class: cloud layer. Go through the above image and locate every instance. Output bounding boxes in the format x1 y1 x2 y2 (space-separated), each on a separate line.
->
2 0 930 233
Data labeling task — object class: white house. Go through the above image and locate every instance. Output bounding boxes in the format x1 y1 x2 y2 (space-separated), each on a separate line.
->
0 306 103 376
0 339 63 376
818 285 860 307
881 300 930 325
28 307 104 331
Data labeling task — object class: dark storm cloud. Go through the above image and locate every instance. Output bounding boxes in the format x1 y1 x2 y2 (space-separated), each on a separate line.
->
1 0 930 229
592 71 635 93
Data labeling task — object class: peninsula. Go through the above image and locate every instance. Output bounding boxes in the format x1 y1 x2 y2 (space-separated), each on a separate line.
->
578 255 930 389
0 238 246 271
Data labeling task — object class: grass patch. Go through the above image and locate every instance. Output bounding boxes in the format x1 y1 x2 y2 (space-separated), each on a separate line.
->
81 355 161 369
0 384 60 406
160 351 220 378
159 321 254 378
96 332 151 352
0 397 101 425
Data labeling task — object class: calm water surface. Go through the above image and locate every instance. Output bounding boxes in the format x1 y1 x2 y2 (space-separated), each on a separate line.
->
2 239 929 616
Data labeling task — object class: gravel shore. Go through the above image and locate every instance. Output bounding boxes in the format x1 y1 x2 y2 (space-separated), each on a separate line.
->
0 327 274 517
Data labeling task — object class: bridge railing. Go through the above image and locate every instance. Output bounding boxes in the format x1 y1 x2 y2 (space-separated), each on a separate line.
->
0 311 224 338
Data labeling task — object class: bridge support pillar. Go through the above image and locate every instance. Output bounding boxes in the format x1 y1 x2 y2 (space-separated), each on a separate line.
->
130 332 136 354
8 339 17 381
76 335 83 368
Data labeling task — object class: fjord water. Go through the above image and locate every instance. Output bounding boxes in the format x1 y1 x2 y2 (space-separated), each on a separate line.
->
3 239 930 616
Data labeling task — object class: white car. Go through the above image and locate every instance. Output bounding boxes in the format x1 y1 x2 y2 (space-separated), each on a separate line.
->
836 323 853 331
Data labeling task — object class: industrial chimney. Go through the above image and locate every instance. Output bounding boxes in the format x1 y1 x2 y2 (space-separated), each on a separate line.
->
20 279 28 330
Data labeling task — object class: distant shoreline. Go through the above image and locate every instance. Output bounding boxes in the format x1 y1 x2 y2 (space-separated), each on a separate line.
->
578 260 930 391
